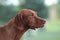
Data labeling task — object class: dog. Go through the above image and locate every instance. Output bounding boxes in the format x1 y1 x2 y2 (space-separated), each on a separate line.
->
0 9 46 40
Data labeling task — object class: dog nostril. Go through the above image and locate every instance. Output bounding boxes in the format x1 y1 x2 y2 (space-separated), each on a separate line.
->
43 19 46 23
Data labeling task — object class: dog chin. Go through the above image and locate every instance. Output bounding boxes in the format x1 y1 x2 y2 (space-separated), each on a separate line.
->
30 27 39 30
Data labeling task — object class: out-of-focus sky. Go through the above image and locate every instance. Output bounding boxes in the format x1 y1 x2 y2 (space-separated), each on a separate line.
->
45 0 58 6
6 0 58 6
6 0 19 6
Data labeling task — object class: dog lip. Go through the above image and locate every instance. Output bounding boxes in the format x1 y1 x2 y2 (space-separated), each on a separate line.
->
42 21 46 25
40 23 45 28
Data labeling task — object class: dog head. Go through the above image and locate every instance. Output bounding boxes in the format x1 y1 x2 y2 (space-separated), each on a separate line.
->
14 9 46 30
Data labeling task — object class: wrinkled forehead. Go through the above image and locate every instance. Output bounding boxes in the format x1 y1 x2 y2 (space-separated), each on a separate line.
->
20 9 37 16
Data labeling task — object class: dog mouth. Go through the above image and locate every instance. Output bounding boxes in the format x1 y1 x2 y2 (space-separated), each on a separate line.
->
34 22 46 30
40 20 46 28
40 22 45 28
30 20 46 30
31 25 45 30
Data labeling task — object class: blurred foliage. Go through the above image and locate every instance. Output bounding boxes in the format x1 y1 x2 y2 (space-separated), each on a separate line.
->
57 0 60 19
20 0 48 18
0 5 19 22
0 0 7 5
0 0 48 22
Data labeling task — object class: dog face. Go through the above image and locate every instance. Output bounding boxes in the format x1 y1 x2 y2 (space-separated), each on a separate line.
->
15 9 46 30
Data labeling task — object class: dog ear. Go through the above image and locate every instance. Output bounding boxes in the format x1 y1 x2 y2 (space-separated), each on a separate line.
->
14 10 25 31
18 10 26 30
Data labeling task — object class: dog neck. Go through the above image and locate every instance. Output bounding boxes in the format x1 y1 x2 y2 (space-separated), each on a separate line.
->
3 19 29 40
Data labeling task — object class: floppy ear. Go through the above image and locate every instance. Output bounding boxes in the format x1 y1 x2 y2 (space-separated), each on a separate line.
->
14 11 25 31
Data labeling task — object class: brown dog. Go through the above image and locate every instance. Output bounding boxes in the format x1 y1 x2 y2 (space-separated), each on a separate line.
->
0 9 45 40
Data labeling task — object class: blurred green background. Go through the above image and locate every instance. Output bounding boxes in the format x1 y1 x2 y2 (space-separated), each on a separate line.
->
0 0 60 40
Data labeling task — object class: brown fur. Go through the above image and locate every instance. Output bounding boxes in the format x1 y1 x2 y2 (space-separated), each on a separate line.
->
0 9 45 40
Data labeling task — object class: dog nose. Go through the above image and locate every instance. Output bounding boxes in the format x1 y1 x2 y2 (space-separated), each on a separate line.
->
42 19 46 25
